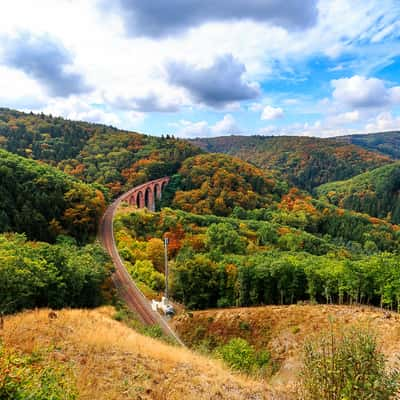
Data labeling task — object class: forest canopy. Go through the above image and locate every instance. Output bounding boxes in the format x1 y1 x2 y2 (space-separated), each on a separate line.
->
0 233 112 314
0 108 201 196
317 162 400 224
191 135 393 191
0 149 106 243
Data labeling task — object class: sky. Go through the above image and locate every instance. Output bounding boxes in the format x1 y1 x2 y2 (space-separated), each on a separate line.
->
0 0 400 138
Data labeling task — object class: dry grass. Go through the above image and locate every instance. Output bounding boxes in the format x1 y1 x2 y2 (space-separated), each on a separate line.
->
3 305 396 399
0 307 277 400
173 304 400 391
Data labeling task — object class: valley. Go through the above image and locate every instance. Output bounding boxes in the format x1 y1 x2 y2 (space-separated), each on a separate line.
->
1 109 400 399
2 1 400 398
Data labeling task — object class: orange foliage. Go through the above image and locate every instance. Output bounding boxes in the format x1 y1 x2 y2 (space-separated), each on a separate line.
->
278 227 291 236
184 234 206 252
173 154 276 216
369 217 384 225
164 223 185 256
70 163 85 176
107 181 123 197
279 188 319 216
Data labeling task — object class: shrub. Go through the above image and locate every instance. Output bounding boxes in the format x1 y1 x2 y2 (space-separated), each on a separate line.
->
141 324 164 339
299 324 400 400
216 338 270 374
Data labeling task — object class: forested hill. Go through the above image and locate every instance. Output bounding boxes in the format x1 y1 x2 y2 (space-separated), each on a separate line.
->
316 162 400 224
0 149 105 243
339 131 400 159
0 108 201 196
191 135 393 192
166 153 285 216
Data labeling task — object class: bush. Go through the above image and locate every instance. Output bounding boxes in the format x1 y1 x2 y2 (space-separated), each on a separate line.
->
141 324 164 339
216 338 269 374
300 324 400 400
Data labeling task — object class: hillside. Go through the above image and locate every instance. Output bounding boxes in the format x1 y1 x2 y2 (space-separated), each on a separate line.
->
3 305 400 399
173 304 400 390
0 148 105 242
166 153 285 216
0 108 201 196
316 162 400 224
114 206 400 310
191 135 392 192
340 131 400 159
1 307 272 400
0 233 112 314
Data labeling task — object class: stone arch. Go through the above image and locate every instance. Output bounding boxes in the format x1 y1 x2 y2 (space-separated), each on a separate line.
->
136 191 144 208
144 187 153 210
161 180 168 191
154 183 161 200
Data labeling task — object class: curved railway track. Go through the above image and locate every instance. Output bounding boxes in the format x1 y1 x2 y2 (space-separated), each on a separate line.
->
99 178 184 345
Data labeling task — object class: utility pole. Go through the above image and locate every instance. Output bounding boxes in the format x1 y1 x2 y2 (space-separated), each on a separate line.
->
164 237 169 301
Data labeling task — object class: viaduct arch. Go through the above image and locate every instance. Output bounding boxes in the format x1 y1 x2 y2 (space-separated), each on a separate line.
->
120 176 170 211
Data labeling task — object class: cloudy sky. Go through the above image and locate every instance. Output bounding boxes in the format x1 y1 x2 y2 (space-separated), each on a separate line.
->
0 0 400 138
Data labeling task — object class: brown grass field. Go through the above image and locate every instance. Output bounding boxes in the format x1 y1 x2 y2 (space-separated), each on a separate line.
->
2 304 400 399
0 307 275 400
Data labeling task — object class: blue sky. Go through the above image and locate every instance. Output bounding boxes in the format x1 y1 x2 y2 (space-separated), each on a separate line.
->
0 0 400 137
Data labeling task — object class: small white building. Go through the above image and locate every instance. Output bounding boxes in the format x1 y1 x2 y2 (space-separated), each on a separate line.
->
152 296 175 316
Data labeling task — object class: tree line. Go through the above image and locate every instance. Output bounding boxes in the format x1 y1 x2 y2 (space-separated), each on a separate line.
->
0 233 113 314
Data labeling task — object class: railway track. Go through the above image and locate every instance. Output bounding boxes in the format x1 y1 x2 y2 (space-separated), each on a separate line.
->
98 179 184 345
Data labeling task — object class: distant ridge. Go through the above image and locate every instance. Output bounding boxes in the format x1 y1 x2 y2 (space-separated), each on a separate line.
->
191 134 393 191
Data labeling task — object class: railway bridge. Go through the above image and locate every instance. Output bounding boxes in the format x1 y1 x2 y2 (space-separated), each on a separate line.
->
120 176 170 211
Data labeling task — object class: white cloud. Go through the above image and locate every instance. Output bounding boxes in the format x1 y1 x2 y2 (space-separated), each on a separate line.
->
261 105 284 120
0 65 47 108
212 114 240 134
328 110 360 125
258 125 278 135
174 114 240 138
0 0 399 137
36 97 124 127
391 86 400 103
258 119 363 138
249 102 264 112
331 75 400 109
365 112 400 132
371 21 400 43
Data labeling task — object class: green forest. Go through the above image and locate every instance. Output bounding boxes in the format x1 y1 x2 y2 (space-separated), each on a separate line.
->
0 108 200 196
1 108 400 317
0 233 112 314
317 162 400 224
0 149 105 243
342 131 400 159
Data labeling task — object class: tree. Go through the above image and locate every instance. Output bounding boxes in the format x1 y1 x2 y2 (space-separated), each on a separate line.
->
171 254 218 309
146 238 165 272
205 223 247 255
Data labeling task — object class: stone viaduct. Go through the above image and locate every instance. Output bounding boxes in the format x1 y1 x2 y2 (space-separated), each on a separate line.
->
119 177 170 211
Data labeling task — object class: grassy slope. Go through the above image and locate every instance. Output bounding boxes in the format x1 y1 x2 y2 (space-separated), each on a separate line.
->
173 304 400 391
1 307 272 400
